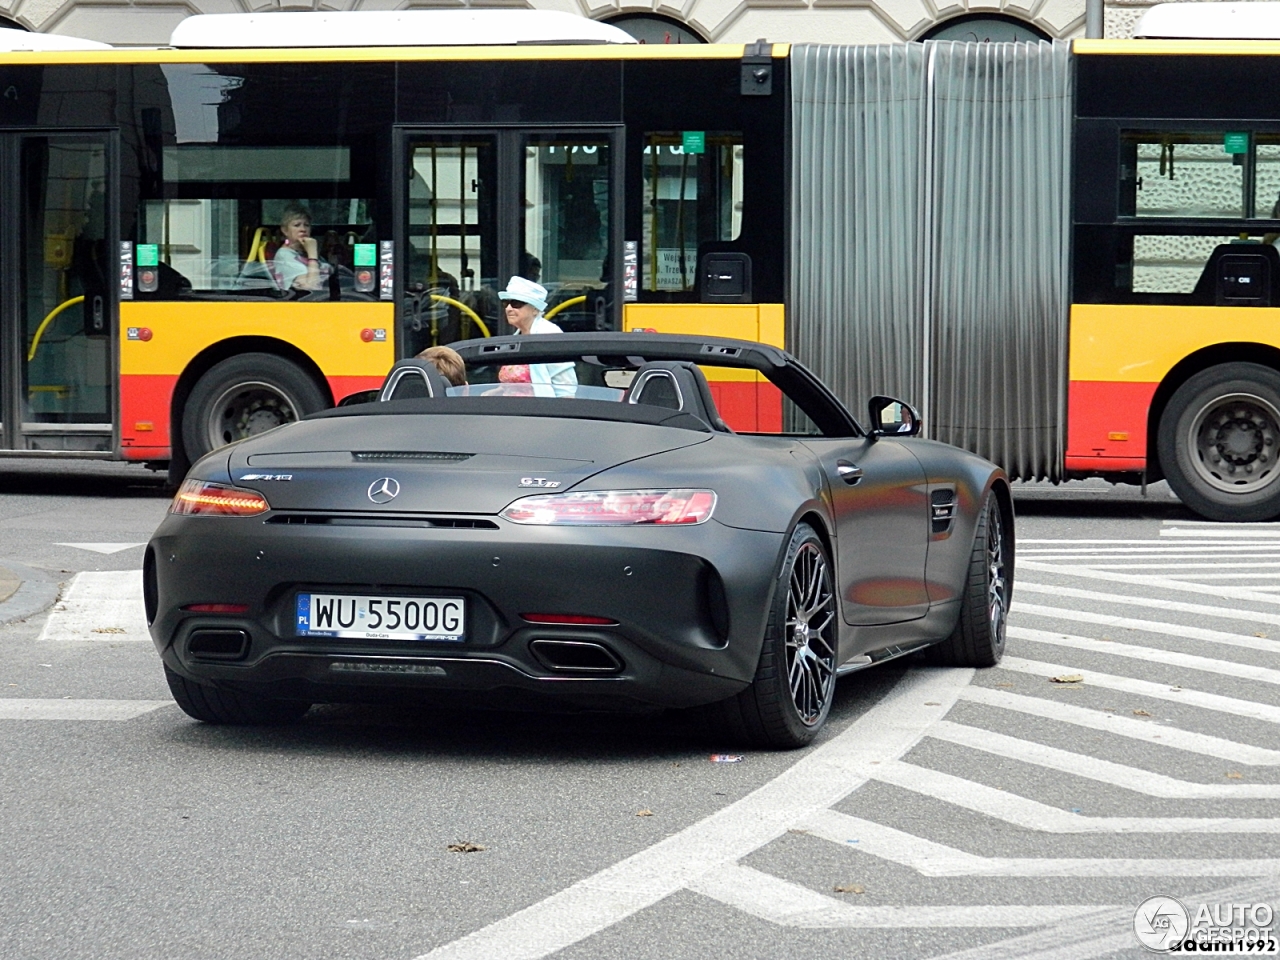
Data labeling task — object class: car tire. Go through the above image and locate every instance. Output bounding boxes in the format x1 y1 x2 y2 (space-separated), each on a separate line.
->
720 522 838 750
181 353 327 462
1158 363 1280 522
164 665 310 725
928 493 1009 668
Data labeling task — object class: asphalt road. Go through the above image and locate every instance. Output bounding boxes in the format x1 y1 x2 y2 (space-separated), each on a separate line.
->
0 463 1277 960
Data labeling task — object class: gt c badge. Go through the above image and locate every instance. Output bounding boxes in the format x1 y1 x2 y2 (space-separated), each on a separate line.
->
368 477 401 503
519 477 561 488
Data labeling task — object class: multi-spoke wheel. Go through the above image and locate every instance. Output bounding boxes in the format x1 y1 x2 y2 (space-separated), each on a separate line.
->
1159 363 1280 521
929 493 1011 668
724 522 838 749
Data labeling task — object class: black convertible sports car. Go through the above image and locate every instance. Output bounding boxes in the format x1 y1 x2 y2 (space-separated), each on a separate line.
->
146 333 1013 747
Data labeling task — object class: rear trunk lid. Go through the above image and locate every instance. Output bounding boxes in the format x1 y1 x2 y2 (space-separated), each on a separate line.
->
226 412 709 514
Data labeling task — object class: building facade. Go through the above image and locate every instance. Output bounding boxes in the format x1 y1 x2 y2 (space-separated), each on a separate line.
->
2 0 1113 49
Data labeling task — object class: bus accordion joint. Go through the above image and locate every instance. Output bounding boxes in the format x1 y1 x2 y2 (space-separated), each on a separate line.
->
27 296 85 362
429 294 491 338
544 295 587 322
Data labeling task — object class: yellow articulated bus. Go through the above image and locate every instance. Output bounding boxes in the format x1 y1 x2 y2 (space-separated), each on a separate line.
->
9 9 1280 520
0 12 784 484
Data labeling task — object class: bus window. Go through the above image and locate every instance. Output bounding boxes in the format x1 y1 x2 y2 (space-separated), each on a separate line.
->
1122 132 1244 220
136 145 380 301
408 138 499 350
641 133 743 293
1256 138 1280 218
522 135 611 331
1129 234 1241 294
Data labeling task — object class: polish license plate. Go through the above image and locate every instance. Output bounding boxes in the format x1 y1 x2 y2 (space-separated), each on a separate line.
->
296 593 465 642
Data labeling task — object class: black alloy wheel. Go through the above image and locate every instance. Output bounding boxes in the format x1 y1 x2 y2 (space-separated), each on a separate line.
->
164 665 311 725
181 352 328 463
1159 362 1280 522
929 493 1010 668
722 522 838 749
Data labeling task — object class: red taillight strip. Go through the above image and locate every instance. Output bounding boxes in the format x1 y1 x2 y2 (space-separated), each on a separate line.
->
522 613 618 626
182 603 250 614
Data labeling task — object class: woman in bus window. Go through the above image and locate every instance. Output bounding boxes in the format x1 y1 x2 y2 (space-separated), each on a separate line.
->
273 204 327 291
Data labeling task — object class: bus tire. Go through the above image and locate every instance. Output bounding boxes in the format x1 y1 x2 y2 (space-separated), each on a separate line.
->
1158 362 1280 521
182 353 327 462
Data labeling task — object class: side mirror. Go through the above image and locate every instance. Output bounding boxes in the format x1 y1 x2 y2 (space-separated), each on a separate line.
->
867 395 921 439
337 389 379 407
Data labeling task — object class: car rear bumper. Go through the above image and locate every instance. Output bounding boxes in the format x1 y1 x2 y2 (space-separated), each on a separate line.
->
147 514 784 710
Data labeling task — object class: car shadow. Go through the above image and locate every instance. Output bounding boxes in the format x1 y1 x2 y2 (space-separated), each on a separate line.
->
154 661 914 762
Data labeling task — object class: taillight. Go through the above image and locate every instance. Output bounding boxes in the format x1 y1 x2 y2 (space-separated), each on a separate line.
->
170 480 270 518
500 489 716 526
522 613 618 625
182 603 251 614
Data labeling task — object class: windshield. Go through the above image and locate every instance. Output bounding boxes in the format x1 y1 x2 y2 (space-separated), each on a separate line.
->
446 383 625 402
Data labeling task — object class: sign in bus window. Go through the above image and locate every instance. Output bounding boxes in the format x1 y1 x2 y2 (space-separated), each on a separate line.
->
1122 132 1245 219
642 133 743 293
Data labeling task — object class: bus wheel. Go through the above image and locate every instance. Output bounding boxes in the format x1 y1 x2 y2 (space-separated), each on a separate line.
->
1158 362 1280 521
182 353 327 462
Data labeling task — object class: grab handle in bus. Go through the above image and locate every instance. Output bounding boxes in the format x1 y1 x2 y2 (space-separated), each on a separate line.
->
544 295 586 322
27 295 85 362
429 294 491 338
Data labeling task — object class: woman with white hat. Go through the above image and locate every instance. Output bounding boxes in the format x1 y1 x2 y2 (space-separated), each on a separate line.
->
497 276 578 397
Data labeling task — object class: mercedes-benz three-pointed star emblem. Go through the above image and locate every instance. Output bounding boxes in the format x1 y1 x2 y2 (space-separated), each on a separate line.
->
367 477 401 504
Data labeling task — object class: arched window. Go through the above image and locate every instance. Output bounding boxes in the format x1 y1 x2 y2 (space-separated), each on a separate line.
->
920 13 1050 42
603 14 705 44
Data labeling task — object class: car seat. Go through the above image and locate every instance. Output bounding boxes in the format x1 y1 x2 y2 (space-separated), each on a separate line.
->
627 360 732 432
379 359 453 401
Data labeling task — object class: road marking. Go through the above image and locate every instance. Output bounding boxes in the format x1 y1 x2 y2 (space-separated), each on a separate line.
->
1019 561 1280 605
923 879 1280 960
801 808 1280 876
999 657 1280 724
37 571 148 642
959 686 1280 764
54 542 146 555
1017 581 1280 626
1162 528 1280 538
0 699 168 720
1015 602 1280 653
1010 626 1280 685
687 863 1117 927
413 667 974 960
872 760 1280 833
1051 561 1280 570
931 721 1280 798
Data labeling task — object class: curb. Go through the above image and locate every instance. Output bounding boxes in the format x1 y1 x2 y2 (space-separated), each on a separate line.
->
0 561 60 627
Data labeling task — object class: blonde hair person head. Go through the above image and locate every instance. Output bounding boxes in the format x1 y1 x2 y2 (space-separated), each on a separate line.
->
417 345 467 386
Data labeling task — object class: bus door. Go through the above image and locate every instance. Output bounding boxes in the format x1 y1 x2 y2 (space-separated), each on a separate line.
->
1 132 115 453
397 128 623 354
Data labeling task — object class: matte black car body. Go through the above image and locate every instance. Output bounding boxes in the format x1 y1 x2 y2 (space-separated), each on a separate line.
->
147 333 1012 726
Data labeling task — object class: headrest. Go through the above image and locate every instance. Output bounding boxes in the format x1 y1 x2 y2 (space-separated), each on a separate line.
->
380 359 453 401
627 360 732 432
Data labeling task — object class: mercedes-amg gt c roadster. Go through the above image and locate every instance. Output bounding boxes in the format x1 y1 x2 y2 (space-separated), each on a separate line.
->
146 333 1013 747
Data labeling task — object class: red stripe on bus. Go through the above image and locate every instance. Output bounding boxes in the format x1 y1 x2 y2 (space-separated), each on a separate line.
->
328 375 385 405
1066 379 1157 469
120 373 178 455
707 381 783 432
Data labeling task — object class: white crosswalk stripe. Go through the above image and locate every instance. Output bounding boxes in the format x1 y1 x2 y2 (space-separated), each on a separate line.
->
38 570 148 642
121 519 1264 960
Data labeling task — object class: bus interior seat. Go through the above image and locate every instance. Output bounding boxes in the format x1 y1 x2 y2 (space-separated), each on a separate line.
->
627 360 732 432
379 359 452 401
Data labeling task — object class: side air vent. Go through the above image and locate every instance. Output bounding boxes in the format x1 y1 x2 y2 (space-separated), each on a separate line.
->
353 451 473 462
187 629 250 661
530 639 624 674
931 488 957 535
267 514 498 529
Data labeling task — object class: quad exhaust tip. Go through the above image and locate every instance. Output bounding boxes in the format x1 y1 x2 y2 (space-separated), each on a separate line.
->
529 638 624 674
